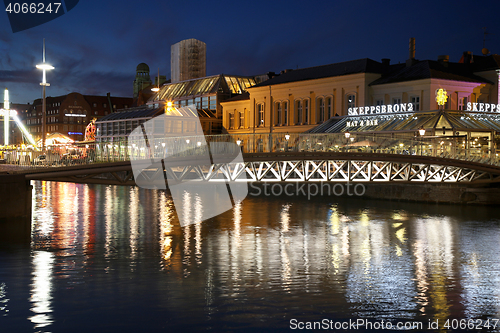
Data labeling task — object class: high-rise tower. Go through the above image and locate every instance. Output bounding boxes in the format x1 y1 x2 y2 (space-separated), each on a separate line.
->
171 39 206 83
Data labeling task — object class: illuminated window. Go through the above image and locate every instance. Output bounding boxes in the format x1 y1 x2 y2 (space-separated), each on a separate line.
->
257 103 264 126
239 111 244 128
347 94 356 109
410 96 420 111
209 97 217 111
229 112 235 129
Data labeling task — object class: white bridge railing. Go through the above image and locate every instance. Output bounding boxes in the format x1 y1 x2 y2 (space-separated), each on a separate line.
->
0 133 498 170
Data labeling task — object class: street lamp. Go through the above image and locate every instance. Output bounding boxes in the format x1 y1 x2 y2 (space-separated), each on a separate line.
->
236 138 241 146
418 127 425 155
151 68 160 92
36 39 54 150
3 88 10 146
344 131 350 139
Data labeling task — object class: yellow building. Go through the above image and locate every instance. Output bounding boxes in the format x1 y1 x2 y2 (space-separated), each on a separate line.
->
222 53 500 135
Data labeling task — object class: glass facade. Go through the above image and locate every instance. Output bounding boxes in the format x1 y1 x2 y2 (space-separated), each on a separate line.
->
312 110 500 135
155 74 256 104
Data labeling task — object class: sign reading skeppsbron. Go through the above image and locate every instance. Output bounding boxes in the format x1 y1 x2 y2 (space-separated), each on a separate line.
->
348 102 500 116
348 103 415 116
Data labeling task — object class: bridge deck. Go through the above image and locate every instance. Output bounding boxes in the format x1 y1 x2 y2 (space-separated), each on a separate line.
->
1 152 498 186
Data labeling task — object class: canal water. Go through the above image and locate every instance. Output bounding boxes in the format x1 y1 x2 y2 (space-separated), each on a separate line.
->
1 181 500 332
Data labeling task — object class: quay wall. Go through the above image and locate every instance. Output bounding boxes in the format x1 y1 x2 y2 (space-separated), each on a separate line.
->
0 174 32 242
247 181 500 205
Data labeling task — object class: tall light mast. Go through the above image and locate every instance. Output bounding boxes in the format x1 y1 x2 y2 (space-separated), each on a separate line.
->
36 39 54 150
3 88 9 146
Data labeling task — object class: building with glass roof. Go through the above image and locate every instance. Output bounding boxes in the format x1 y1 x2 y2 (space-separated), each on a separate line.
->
96 74 258 142
152 74 256 119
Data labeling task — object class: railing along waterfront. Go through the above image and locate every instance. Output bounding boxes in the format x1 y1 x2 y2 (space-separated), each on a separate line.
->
1 133 498 169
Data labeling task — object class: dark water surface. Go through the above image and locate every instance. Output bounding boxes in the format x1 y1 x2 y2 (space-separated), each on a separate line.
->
1 181 500 332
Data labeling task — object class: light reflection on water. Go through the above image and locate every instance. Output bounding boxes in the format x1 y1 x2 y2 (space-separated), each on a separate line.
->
1 181 500 331
29 251 55 329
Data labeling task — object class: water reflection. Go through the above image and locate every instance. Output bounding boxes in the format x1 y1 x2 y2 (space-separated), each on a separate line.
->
459 224 500 319
17 181 500 330
414 217 455 322
0 282 8 317
29 251 55 330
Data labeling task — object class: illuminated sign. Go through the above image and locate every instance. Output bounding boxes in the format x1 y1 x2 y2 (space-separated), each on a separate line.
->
435 88 448 106
0 109 17 116
348 103 414 115
346 119 379 128
466 102 500 113
68 132 83 135
65 114 86 117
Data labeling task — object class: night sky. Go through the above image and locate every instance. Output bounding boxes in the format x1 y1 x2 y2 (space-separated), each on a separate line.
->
1 0 499 104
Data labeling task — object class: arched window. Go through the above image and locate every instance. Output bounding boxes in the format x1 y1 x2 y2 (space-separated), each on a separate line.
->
317 98 325 123
326 97 332 119
347 94 356 109
283 102 288 125
304 99 309 124
245 109 250 128
296 100 303 124
239 111 244 128
257 103 264 127
276 102 282 125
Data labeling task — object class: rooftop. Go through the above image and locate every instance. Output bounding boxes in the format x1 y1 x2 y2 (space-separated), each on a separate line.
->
249 58 385 88
151 74 257 102
370 60 492 86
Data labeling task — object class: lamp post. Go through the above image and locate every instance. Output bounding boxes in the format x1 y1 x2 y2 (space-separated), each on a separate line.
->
36 39 54 151
418 127 425 156
3 88 9 146
344 131 350 151
151 68 160 93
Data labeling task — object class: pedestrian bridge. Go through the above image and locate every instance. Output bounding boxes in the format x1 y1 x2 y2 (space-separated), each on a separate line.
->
3 133 500 186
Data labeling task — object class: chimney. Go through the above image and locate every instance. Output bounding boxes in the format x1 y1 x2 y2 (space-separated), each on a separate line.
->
406 37 417 67
409 37 415 59
462 51 473 65
381 58 390 72
438 55 449 67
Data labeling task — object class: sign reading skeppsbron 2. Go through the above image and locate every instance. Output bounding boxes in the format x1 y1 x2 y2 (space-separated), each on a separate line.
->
348 103 415 115
346 102 500 128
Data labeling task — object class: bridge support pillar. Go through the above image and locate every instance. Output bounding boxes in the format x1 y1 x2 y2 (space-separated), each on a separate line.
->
0 175 32 243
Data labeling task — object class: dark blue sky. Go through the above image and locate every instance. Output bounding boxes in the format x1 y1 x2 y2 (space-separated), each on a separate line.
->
1 0 499 104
